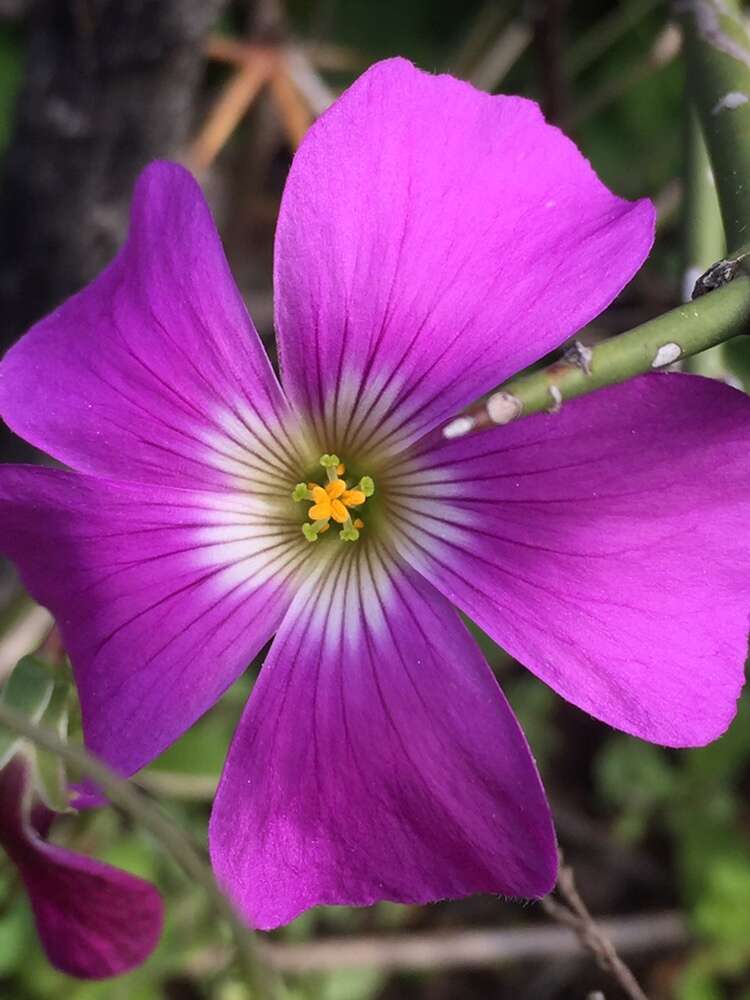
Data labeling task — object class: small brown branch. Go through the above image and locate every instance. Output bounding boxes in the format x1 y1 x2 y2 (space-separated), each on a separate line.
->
206 33 260 65
285 46 336 116
260 911 687 974
468 20 534 92
303 42 367 72
208 34 363 73
268 67 314 149
191 36 327 168
184 51 276 174
542 859 651 1000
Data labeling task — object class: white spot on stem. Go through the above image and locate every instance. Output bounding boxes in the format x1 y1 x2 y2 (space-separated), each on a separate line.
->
442 415 475 439
487 391 522 425
712 91 749 114
547 385 563 413
652 342 682 368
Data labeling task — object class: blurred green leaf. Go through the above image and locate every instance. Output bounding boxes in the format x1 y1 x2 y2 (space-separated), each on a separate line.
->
0 896 30 977
318 968 385 1000
505 676 558 770
0 25 23 157
595 735 676 842
32 681 70 812
692 856 750 971
0 656 54 769
682 696 750 785
677 958 724 1000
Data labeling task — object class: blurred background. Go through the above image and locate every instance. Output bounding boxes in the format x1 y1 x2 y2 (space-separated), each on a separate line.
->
1 1 750 998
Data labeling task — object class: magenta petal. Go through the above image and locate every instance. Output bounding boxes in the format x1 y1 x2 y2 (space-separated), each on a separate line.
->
0 757 163 979
392 373 750 747
275 58 654 454
209 549 556 929
0 161 296 490
0 466 302 774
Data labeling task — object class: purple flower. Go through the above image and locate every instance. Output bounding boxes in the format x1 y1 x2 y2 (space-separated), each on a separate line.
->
0 753 163 978
1 59 749 929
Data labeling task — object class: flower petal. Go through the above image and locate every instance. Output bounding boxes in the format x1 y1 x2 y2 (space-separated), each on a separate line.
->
0 161 303 491
390 373 750 747
275 58 653 456
0 466 306 774
209 544 555 929
0 756 163 979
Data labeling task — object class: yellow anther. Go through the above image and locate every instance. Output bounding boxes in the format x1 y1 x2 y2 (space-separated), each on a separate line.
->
342 488 365 507
327 479 346 500
353 518 364 530
330 499 349 524
308 486 332 521
336 463 345 476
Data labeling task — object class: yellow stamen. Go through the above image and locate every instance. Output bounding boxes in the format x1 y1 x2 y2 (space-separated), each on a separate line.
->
330 499 349 523
326 479 346 500
291 453 376 543
307 484 331 521
342 488 365 507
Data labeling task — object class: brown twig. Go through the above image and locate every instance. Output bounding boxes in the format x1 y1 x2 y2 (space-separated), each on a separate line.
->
206 32 259 65
188 33 330 171
542 857 651 1000
184 49 276 174
468 19 533 92
259 910 686 974
208 33 363 72
267 65 314 149
285 45 336 116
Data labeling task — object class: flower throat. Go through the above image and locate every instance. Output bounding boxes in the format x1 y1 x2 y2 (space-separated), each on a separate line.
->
292 454 374 543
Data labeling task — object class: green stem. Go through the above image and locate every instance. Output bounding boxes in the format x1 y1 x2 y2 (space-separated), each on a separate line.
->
0 700 280 999
683 104 727 376
683 105 725 297
678 0 750 253
445 277 750 435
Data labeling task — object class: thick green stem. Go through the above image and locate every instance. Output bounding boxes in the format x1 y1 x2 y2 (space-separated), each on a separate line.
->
683 104 727 375
0 701 280 999
678 0 750 253
683 105 725 296
444 277 750 436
